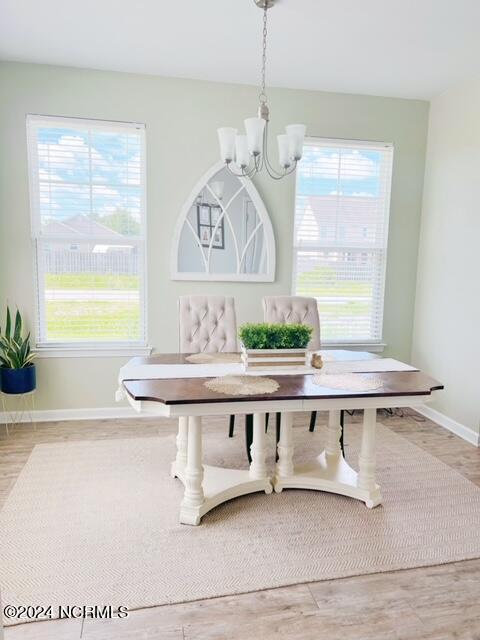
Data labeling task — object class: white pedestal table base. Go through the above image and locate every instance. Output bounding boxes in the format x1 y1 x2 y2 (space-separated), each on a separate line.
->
172 413 272 525
273 408 383 509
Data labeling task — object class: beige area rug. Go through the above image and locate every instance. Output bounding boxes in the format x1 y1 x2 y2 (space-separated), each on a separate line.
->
2 422 480 624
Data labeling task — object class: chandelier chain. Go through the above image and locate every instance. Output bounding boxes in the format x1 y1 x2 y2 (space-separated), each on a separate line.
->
259 5 268 104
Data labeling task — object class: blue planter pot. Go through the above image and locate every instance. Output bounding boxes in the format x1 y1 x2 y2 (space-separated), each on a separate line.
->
0 365 36 395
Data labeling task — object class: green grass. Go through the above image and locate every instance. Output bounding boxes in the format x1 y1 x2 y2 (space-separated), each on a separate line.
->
296 280 372 297
44 270 371 342
45 273 140 340
297 265 373 298
317 301 371 316
45 273 139 290
46 301 140 341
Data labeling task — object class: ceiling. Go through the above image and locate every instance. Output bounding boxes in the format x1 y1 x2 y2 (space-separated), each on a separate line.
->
1 0 480 100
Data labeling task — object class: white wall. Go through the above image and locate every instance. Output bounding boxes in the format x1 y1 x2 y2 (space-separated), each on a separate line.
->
0 62 429 410
412 79 480 436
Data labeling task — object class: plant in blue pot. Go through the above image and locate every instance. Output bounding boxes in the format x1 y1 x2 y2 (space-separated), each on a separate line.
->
0 307 36 395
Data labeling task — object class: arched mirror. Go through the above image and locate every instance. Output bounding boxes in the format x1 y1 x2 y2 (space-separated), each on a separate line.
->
171 162 275 281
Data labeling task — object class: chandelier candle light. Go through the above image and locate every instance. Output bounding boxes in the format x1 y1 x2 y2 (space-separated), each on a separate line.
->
217 0 306 180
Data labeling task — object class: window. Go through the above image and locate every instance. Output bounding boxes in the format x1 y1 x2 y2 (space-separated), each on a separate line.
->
293 138 393 345
27 115 147 348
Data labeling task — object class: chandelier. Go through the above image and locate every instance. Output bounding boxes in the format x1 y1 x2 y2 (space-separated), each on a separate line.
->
217 0 306 180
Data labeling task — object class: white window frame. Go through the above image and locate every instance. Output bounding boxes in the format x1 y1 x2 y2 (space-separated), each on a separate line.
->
26 114 150 355
292 137 394 351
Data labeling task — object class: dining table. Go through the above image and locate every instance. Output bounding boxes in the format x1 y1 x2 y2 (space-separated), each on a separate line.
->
118 351 443 525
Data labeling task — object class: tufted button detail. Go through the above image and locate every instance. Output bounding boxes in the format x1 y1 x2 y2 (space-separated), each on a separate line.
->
179 296 237 354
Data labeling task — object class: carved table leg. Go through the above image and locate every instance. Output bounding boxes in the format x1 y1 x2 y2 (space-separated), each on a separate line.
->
250 413 272 493
274 412 294 492
326 409 342 461
357 408 382 508
179 416 205 525
171 415 188 478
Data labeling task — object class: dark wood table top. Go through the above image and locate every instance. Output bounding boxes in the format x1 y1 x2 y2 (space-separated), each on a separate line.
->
122 362 443 406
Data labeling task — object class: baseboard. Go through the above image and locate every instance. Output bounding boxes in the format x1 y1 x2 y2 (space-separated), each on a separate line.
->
0 405 152 424
415 404 480 447
3 403 478 447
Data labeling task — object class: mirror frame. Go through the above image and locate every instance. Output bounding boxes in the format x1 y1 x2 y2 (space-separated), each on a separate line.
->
171 161 276 282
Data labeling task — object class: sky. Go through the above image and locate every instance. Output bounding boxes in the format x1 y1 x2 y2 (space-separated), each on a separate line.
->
36 127 383 231
297 146 383 197
36 126 142 230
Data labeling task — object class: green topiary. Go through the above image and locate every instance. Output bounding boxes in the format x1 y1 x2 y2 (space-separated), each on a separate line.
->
239 323 312 350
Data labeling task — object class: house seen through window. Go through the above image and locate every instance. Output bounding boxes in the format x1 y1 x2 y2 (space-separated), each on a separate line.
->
293 138 394 345
27 115 147 347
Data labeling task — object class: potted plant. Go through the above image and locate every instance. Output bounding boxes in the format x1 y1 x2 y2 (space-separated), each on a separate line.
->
0 307 36 394
239 323 313 371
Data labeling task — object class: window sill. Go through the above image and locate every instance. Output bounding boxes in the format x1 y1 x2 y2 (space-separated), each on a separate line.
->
33 346 153 358
321 342 386 354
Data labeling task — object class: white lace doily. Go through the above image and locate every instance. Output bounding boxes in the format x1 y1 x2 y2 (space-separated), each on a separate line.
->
186 353 241 364
204 375 279 396
313 373 383 391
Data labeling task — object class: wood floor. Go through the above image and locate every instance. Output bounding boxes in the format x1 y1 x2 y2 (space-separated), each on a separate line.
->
1 409 479 639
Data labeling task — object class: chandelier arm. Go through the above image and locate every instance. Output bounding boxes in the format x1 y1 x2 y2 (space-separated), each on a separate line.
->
243 155 265 178
262 120 290 178
283 161 298 177
263 155 285 179
243 157 260 178
263 164 288 180
263 153 298 180
245 162 261 178
225 164 244 178
241 155 260 178
226 163 256 179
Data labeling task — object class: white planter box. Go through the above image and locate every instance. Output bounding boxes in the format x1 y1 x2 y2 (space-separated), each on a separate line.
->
241 346 309 371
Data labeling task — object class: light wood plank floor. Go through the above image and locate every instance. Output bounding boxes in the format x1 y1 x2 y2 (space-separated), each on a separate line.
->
1 410 479 640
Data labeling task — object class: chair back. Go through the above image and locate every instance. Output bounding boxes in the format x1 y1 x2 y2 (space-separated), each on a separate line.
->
262 295 321 350
178 295 238 353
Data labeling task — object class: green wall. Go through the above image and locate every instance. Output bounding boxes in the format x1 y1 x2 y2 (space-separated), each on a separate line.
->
412 79 480 436
0 62 429 410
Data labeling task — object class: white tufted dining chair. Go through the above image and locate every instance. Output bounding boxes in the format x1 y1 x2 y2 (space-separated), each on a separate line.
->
262 296 321 350
177 295 242 447
178 295 238 353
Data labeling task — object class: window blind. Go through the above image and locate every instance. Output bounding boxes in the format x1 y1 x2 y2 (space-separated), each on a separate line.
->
26 115 147 347
293 138 393 344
